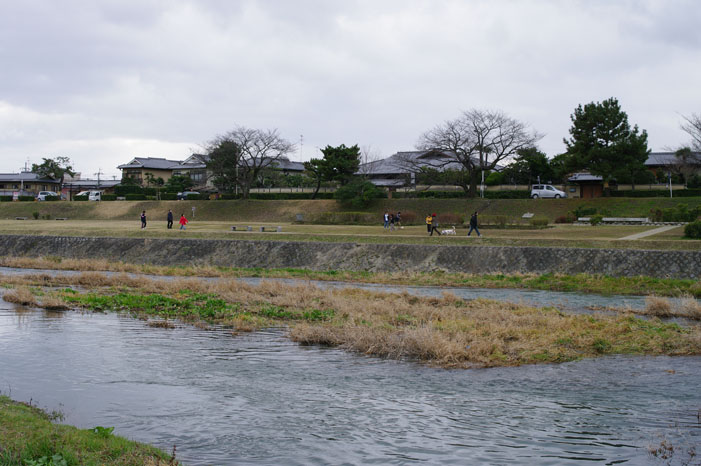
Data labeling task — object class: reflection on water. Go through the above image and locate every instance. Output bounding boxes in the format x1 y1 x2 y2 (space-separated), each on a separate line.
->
1 300 700 465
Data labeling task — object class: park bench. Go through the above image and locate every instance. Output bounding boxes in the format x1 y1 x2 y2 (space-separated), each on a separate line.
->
260 226 282 232
577 217 649 224
55 217 68 220
231 226 253 231
15 217 27 220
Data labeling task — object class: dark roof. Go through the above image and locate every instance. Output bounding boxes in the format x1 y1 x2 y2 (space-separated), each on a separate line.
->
270 157 304 172
117 157 183 170
359 150 500 176
645 151 701 167
568 172 603 182
63 179 121 189
0 172 59 183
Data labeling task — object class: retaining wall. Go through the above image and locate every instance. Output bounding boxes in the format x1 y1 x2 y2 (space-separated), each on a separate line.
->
0 235 699 279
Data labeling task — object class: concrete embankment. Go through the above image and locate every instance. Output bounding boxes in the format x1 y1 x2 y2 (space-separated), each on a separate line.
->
0 235 699 279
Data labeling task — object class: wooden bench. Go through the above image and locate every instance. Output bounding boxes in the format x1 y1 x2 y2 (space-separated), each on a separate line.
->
578 217 649 224
15 217 27 220
231 226 252 231
260 226 282 232
55 217 68 221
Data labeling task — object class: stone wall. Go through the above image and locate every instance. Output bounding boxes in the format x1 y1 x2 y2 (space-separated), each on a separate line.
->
0 235 699 279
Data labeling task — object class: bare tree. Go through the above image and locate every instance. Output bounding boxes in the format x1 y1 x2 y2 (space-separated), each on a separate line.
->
413 109 542 196
681 113 701 151
206 126 294 198
357 144 383 177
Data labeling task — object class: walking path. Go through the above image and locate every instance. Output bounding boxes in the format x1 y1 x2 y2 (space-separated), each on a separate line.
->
619 225 679 240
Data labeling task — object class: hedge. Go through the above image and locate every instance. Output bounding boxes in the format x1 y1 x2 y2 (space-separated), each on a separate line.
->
160 193 177 200
73 195 88 201
101 194 117 201
18 196 35 202
0 196 12 202
684 221 701 239
610 189 701 198
396 190 530 199
125 193 146 201
44 196 60 201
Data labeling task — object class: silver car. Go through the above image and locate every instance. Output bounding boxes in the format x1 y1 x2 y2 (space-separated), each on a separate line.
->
530 184 566 199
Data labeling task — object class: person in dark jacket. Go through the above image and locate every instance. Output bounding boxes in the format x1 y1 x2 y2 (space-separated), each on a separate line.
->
467 211 481 237
140 210 147 229
430 213 441 236
167 210 173 229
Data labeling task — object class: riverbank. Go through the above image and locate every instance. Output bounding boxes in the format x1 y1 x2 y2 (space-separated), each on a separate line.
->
0 396 175 465
2 256 700 297
1 234 700 279
4 273 701 368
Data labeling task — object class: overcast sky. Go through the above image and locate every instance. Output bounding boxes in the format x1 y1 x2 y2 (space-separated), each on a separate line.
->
1 0 699 179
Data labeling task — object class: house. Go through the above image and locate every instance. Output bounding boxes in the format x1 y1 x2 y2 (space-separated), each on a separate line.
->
170 154 212 190
359 150 499 187
62 178 121 199
116 157 183 185
0 172 61 197
567 172 605 198
644 151 701 179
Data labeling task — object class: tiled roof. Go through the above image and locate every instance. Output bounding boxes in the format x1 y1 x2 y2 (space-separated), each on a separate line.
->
117 157 183 170
645 151 701 166
0 172 59 183
568 172 603 182
359 150 489 176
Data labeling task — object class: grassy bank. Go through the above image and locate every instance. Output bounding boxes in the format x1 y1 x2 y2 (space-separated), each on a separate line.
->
2 197 700 224
0 396 175 466
2 256 700 297
3 273 701 368
0 219 698 250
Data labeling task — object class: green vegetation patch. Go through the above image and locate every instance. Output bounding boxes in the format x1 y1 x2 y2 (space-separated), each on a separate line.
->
0 396 173 466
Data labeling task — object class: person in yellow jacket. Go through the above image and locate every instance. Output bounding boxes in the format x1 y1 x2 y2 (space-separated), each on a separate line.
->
425 214 433 235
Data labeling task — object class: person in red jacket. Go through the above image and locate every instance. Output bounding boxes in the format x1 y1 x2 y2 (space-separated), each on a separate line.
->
179 214 188 230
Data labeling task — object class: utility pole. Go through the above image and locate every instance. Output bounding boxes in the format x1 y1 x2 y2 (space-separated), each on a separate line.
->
94 168 103 188
300 134 304 160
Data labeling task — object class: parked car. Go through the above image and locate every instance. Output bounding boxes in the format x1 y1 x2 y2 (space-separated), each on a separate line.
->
75 190 102 201
177 191 200 200
36 191 59 201
531 184 567 199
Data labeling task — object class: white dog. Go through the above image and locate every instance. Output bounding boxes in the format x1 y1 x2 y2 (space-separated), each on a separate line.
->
441 226 457 235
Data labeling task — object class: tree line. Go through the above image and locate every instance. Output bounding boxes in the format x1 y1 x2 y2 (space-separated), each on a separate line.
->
31 98 701 199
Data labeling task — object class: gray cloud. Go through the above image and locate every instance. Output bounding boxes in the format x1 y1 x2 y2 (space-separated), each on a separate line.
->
0 0 699 178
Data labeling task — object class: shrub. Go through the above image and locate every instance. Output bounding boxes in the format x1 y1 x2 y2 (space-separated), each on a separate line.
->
530 217 549 227
609 189 701 197
32 211 40 219
555 212 576 224
101 194 117 201
684 220 701 239
73 195 88 201
44 195 59 201
114 185 144 196
125 193 146 201
0 196 13 202
18 195 35 202
160 193 177 200
146 196 157 201
398 211 417 225
590 214 604 225
334 179 384 209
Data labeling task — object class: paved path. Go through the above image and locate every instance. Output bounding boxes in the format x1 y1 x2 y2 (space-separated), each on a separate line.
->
619 225 680 240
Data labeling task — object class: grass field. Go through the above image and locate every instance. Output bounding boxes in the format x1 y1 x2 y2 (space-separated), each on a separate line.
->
2 197 700 224
0 218 697 250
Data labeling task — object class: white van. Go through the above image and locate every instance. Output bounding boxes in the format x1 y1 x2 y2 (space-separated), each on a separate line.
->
76 190 102 201
530 184 566 199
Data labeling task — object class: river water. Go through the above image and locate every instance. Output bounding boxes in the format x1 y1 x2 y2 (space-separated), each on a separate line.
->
1 297 700 465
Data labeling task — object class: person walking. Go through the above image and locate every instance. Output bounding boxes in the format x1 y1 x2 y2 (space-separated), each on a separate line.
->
383 211 390 229
167 209 173 229
425 213 433 235
140 210 147 229
468 211 481 237
430 213 442 236
389 213 395 231
396 211 402 229
179 213 188 230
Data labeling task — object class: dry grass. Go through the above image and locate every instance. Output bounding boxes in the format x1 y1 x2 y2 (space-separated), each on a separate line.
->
644 296 674 317
4 272 701 368
2 286 38 306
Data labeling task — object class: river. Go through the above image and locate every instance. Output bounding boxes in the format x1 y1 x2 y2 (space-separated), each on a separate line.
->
1 296 700 465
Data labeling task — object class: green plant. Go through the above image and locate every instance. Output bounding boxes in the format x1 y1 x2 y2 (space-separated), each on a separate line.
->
684 220 701 239
18 195 35 202
24 454 68 466
92 426 115 438
590 214 604 225
32 211 40 220
334 179 383 208
529 217 549 227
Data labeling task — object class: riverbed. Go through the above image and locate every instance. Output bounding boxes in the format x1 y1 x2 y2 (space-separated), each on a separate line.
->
1 298 699 465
